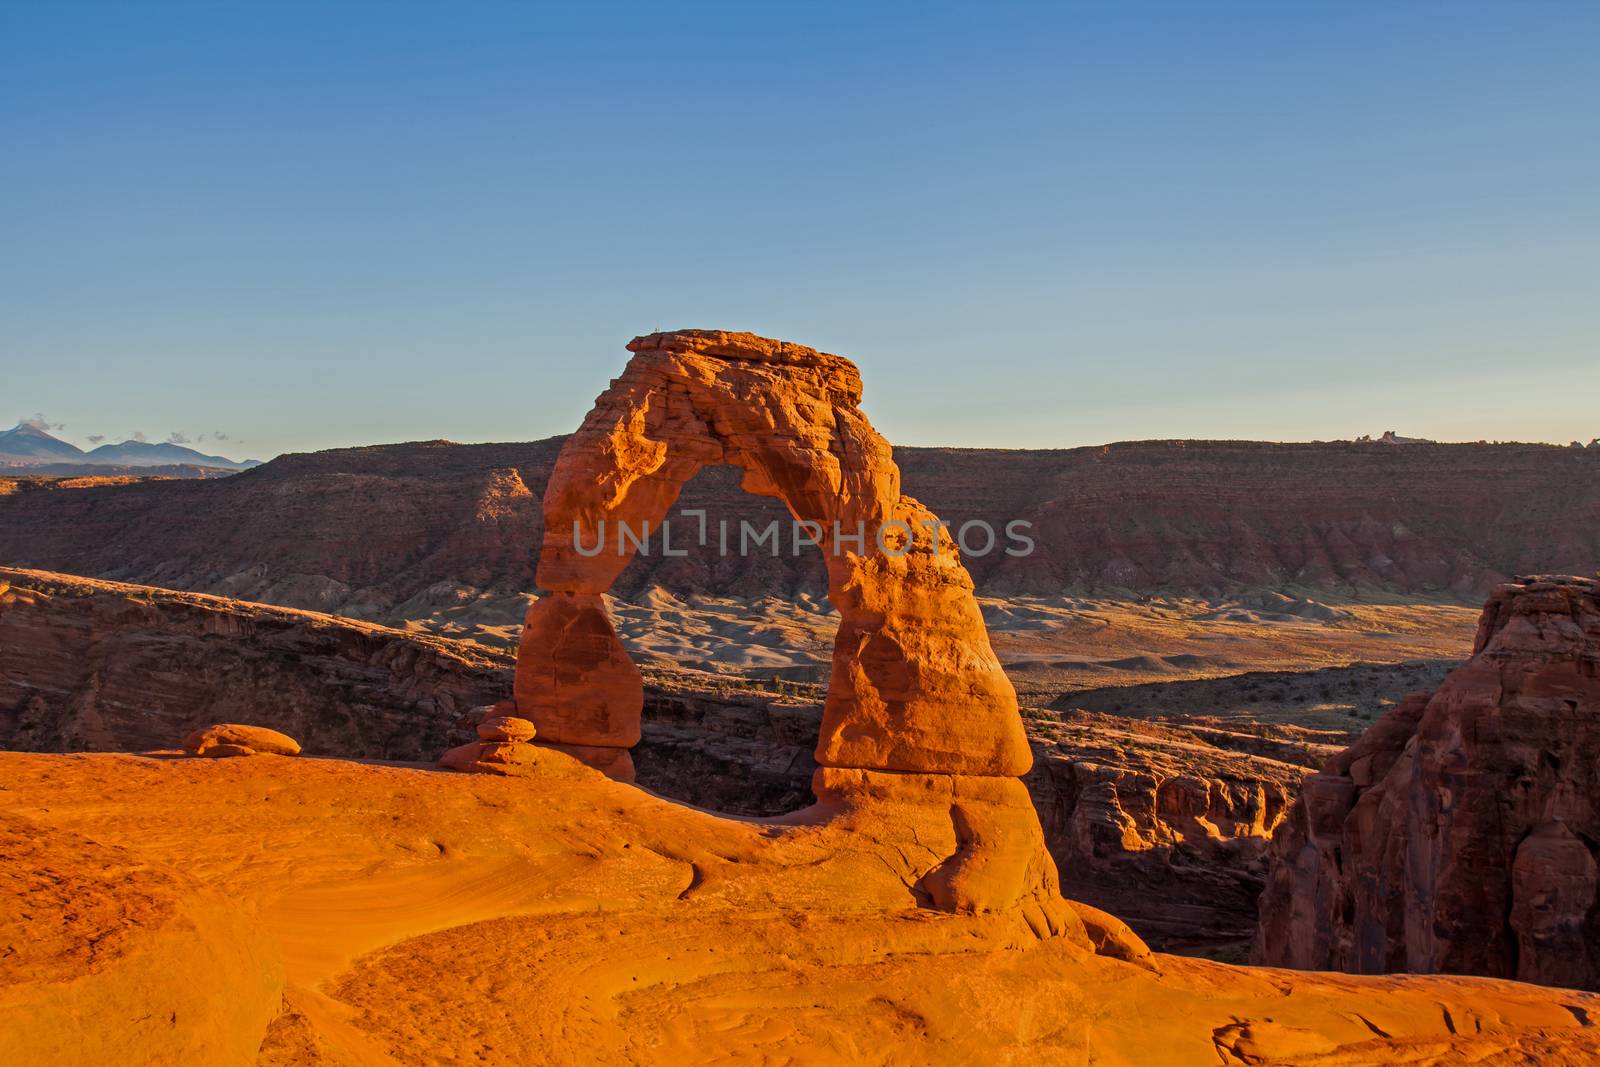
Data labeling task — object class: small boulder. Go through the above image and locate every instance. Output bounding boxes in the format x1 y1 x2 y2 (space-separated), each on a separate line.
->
438 739 539 776
1067 900 1155 968
182 723 301 758
477 716 537 743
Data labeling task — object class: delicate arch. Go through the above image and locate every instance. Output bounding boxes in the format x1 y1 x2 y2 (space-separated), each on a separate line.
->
516 330 1030 780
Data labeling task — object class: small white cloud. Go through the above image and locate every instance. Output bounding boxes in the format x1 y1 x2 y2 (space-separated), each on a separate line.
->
87 434 106 445
167 431 191 445
22 412 66 432
130 431 148 443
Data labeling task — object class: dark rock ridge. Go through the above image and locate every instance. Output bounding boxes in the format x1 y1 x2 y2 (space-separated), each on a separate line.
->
0 566 807 779
0 567 508 760
0 439 1595 617
1053 660 1458 739
1254 575 1600 989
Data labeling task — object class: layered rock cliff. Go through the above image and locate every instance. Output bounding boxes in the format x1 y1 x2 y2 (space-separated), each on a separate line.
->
1254 575 1600 988
0 567 508 759
0 438 1595 623
0 566 810 782
1026 711 1313 954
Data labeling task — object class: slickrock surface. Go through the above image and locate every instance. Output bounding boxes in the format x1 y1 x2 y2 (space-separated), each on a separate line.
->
527 330 1028 778
0 567 507 759
632 683 1336 953
1255 575 1600 988
6 749 1600 1065
631 691 1328 953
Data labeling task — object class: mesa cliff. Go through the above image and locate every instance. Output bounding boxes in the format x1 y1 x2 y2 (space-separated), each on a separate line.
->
1255 575 1600 988
1 435 1595 627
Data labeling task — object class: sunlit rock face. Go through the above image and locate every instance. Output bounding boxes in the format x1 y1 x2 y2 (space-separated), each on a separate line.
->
524 329 1029 778
483 329 1053 917
1255 575 1600 988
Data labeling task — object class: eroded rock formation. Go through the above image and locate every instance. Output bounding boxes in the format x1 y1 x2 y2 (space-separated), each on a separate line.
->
489 329 1046 917
1026 710 1310 953
181 723 301 758
523 329 1028 779
512 592 642 750
1254 575 1600 988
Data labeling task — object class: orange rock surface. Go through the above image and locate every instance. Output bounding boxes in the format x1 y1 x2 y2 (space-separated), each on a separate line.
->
5 749 1600 1065
494 330 1046 914
512 591 642 748
181 722 302 757
525 329 1029 777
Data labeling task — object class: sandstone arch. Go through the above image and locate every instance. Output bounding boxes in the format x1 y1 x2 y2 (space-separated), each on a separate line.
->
517 329 1032 781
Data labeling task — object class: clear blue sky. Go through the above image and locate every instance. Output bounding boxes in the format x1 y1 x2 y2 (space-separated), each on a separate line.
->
3 1 1597 461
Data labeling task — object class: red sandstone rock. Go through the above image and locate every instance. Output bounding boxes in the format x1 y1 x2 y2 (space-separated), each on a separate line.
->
438 738 535 776
1067 900 1155 968
809 766 1076 926
503 330 1047 916
537 741 636 783
182 723 301 757
513 592 641 747
1254 575 1600 988
527 330 1028 777
476 715 536 742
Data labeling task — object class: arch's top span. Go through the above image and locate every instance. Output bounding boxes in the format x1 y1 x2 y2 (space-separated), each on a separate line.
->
520 329 1031 778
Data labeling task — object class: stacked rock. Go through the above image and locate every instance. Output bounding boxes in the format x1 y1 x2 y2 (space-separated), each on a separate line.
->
438 702 550 777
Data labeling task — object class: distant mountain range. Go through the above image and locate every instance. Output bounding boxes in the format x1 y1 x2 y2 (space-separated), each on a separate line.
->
0 422 260 472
